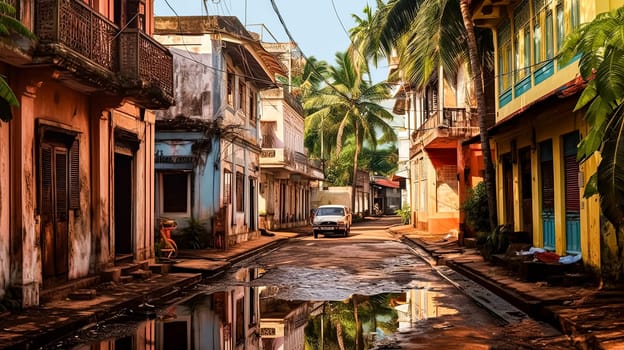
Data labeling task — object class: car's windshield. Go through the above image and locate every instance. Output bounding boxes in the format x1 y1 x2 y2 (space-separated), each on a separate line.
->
316 207 344 216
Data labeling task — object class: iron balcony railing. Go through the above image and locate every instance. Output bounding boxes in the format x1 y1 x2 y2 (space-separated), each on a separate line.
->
34 0 173 103
119 28 174 98
412 107 479 143
36 0 119 71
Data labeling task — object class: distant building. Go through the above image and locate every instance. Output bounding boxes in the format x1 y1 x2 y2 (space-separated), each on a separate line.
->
153 16 284 248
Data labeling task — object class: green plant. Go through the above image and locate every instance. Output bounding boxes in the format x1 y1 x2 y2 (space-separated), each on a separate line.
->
395 205 411 224
461 181 490 236
179 217 209 249
477 224 511 261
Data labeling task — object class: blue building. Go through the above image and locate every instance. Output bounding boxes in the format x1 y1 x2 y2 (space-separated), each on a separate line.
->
154 16 284 248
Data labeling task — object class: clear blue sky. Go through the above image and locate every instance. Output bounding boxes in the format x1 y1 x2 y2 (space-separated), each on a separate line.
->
154 0 388 83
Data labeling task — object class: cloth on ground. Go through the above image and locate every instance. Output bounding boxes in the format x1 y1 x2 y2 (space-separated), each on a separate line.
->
559 254 582 264
534 251 561 263
516 247 546 256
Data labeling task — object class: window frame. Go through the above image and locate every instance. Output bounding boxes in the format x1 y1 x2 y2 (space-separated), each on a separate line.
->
223 169 232 205
236 171 244 212
159 172 191 217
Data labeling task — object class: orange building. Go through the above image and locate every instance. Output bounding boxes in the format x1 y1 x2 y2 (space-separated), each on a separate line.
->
0 0 172 307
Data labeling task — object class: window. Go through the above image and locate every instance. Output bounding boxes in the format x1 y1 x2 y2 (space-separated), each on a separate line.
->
236 172 244 212
556 2 565 51
545 9 554 60
498 23 512 92
513 0 530 82
227 71 235 106
570 0 580 31
238 81 246 112
224 170 232 205
161 173 190 214
261 121 277 148
249 90 257 121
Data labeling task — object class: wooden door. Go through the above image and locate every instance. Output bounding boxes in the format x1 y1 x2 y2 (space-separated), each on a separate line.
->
40 144 69 282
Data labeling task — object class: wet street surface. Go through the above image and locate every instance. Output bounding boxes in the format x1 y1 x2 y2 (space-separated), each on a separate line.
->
41 217 575 349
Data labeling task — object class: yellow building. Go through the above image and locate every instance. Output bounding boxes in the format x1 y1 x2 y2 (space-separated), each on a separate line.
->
471 0 624 274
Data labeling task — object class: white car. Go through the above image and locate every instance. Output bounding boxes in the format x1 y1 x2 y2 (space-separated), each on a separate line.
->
312 205 352 238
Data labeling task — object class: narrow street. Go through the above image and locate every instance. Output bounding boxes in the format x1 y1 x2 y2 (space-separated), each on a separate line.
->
41 217 574 350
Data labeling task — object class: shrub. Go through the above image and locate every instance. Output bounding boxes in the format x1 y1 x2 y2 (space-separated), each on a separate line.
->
395 206 411 224
478 224 511 260
461 181 490 235
179 217 209 249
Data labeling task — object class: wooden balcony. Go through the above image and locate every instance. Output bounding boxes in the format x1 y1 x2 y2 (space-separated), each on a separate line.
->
119 28 174 108
33 0 173 108
412 107 479 150
36 0 119 72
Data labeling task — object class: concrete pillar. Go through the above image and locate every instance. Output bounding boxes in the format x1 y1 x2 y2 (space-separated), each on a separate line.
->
11 82 40 307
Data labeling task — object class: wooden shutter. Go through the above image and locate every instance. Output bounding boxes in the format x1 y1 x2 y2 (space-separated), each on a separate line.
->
55 150 68 218
40 146 53 218
564 132 580 212
69 139 80 210
540 140 554 210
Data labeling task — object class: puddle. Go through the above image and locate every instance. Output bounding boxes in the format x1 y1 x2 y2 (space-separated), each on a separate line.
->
41 284 456 349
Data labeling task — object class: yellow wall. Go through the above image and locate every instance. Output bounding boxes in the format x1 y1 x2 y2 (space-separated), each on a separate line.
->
495 0 624 122
491 99 600 270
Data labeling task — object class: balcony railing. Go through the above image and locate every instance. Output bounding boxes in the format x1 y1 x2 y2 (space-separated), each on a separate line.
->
412 107 479 143
36 0 119 72
120 28 174 98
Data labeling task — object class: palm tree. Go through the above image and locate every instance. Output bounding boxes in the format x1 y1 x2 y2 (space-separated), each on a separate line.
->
351 0 498 230
0 1 36 121
304 51 396 212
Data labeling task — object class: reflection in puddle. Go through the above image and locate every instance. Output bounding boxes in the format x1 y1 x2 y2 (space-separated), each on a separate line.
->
45 279 456 349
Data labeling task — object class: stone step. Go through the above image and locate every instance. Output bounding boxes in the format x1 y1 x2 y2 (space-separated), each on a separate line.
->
149 263 171 275
68 289 97 301
101 267 122 283
128 269 152 280
40 276 100 304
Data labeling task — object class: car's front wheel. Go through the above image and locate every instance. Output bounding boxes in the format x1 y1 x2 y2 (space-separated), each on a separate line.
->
313 231 319 239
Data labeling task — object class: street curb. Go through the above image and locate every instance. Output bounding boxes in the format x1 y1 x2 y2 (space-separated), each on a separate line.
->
226 237 289 265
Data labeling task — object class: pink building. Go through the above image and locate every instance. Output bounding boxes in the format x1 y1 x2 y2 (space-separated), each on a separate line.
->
0 0 173 307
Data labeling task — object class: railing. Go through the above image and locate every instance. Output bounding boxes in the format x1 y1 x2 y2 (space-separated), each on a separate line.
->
412 107 479 143
260 148 286 163
119 28 173 98
36 0 119 72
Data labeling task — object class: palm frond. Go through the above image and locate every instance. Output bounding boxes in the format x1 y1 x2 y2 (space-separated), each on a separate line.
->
597 104 624 225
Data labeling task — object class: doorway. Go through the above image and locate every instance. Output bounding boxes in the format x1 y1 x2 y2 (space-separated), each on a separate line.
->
519 147 533 236
114 153 133 258
40 142 70 285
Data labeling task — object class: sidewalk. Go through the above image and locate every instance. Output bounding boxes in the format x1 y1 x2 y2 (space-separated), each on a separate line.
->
0 229 303 350
388 224 624 350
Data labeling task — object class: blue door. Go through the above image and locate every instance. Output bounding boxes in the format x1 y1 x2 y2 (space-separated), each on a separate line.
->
564 132 581 253
540 140 555 250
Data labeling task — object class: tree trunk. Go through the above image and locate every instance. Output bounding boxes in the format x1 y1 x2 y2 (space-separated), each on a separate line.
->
335 320 346 350
353 297 364 350
460 0 498 231
352 123 361 213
